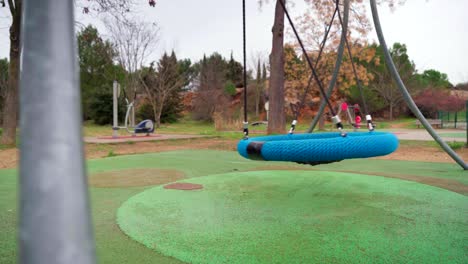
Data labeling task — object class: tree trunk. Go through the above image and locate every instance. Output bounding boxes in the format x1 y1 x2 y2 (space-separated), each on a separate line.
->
153 97 164 128
152 104 160 128
1 2 21 146
255 86 260 117
319 115 325 131
267 0 286 134
389 102 393 120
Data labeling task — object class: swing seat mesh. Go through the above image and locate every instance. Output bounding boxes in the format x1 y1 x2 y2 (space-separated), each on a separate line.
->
237 132 398 163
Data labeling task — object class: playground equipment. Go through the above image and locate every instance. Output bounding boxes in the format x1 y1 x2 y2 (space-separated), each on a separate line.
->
336 102 363 130
238 132 398 164
238 0 398 165
238 0 467 169
112 80 155 138
19 1 95 263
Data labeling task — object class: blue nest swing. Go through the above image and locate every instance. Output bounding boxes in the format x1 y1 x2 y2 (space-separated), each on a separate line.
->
237 132 399 163
237 0 398 165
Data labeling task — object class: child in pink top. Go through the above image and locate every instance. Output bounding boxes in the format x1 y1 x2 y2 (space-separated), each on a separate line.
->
354 104 361 129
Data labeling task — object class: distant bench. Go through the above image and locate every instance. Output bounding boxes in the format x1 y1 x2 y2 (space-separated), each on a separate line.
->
415 119 442 128
252 121 268 126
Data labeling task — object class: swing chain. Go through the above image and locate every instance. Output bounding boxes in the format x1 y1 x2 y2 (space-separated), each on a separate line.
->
289 120 297 134
332 115 347 137
243 121 249 139
366 115 375 131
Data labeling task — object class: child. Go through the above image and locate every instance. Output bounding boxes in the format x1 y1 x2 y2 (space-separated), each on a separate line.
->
354 104 362 129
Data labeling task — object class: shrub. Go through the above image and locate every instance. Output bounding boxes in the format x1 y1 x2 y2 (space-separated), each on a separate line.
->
88 91 126 125
414 89 465 118
224 81 236 96
136 102 153 121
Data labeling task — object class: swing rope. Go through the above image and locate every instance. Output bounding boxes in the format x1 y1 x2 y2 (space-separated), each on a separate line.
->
290 1 339 134
278 0 346 136
242 0 249 139
336 5 374 131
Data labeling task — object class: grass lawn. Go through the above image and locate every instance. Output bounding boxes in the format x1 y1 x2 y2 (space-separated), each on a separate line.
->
84 117 422 138
83 120 242 139
1 150 467 263
439 132 467 138
1 116 459 150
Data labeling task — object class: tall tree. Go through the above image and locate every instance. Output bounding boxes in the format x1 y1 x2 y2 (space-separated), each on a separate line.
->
415 69 452 89
0 0 21 145
178 58 196 90
262 62 268 81
368 43 418 119
283 44 307 107
0 58 8 124
141 52 185 127
262 62 269 117
160 52 188 123
106 17 159 126
268 0 286 134
226 52 244 86
192 53 233 121
255 59 263 116
77 25 119 121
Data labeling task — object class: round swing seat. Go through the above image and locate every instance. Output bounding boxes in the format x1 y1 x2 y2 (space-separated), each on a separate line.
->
237 132 398 163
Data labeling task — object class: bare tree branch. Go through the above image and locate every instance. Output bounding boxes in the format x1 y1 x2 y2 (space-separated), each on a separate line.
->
140 57 186 127
106 17 159 99
7 0 14 16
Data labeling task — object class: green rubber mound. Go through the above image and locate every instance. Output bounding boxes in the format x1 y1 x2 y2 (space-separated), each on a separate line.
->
118 170 468 264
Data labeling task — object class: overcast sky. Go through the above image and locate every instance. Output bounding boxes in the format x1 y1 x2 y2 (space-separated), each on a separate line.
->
0 0 467 84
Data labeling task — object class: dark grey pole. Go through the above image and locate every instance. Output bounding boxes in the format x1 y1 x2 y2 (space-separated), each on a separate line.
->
307 0 349 133
113 80 119 138
370 0 467 170
19 0 97 263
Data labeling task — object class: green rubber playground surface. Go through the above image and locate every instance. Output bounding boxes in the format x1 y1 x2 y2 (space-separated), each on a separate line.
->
1 150 468 264
118 170 468 264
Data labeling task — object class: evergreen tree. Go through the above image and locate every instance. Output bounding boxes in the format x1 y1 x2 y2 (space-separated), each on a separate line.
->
192 52 246 121
78 25 124 123
262 63 268 82
193 53 228 120
160 51 184 123
254 59 262 116
141 51 186 126
414 69 452 89
226 52 243 86
178 58 195 90
199 54 208 89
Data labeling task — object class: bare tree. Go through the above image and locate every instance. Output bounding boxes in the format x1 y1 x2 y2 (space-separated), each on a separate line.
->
250 51 269 117
77 0 138 17
369 43 416 120
140 52 186 127
106 17 159 125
